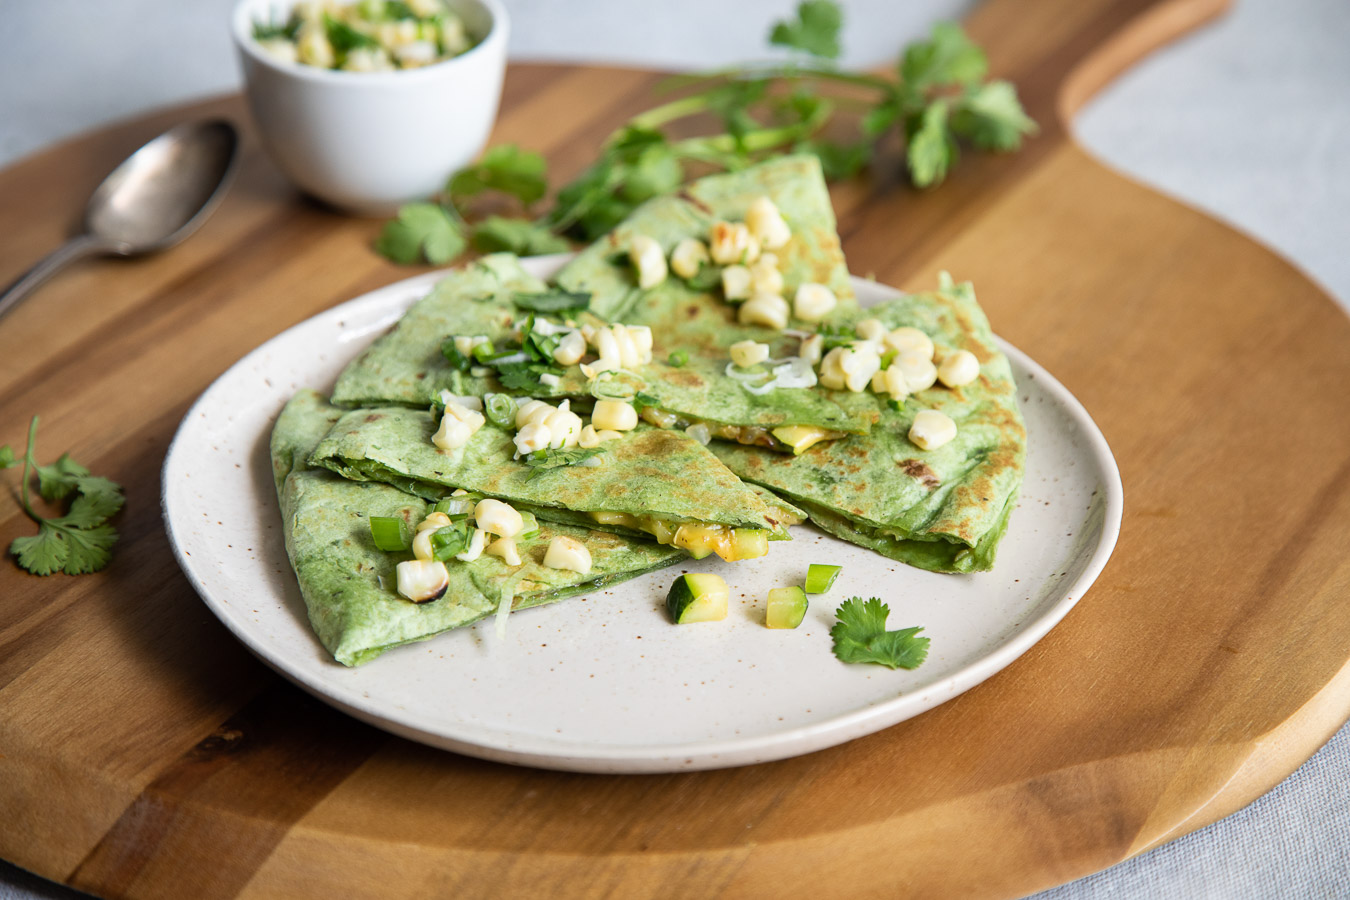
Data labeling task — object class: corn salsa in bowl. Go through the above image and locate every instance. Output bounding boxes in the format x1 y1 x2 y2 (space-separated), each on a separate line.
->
253 0 479 72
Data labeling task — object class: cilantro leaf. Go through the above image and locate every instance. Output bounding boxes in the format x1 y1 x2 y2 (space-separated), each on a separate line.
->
375 203 466 265
37 453 90 502
7 416 124 577
860 98 902 138
769 0 843 60
906 100 958 188
11 523 69 576
324 13 380 56
619 144 683 204
830 597 930 669
448 144 549 208
496 362 559 391
950 80 1038 151
10 516 118 577
0 445 16 469
523 447 606 478
471 217 571 256
900 21 988 90
57 478 126 528
681 266 723 293
797 138 869 180
512 288 591 314
56 523 119 575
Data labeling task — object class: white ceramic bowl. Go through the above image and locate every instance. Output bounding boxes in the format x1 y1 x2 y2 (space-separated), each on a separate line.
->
231 0 508 214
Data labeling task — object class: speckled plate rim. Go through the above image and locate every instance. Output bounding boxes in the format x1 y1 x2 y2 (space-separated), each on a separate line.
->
163 256 1123 772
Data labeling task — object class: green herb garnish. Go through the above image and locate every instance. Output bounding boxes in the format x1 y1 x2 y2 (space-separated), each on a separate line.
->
375 203 465 265
830 597 929 669
484 393 516 428
7 417 124 576
448 144 549 208
471 216 572 256
523 446 606 478
496 362 560 391
324 13 381 57
440 337 473 371
681 266 724 293
369 515 411 551
434 493 479 513
511 288 591 314
769 0 843 59
817 323 857 350
632 391 660 411
429 522 473 560
667 350 689 368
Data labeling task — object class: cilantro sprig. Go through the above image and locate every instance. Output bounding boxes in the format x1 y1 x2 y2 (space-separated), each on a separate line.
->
522 446 606 479
830 597 929 669
5 417 124 576
376 1 1033 266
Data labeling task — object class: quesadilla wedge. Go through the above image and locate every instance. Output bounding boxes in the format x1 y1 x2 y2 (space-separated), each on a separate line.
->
331 159 881 450
273 389 685 666
711 277 1025 573
307 404 803 562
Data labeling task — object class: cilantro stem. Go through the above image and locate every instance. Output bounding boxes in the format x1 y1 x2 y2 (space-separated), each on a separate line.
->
19 415 39 523
661 64 895 96
626 95 719 133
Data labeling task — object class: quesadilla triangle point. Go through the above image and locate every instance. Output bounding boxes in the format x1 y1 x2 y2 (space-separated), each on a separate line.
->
712 276 1026 574
306 403 806 563
272 389 686 666
554 153 882 450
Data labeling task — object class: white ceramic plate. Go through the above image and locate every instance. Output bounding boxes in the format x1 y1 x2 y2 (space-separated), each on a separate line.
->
163 255 1123 773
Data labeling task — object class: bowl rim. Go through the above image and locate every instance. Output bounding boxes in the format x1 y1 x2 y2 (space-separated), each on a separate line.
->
231 0 508 84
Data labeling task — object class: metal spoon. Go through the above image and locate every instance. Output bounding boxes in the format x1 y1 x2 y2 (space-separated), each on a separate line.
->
0 119 240 321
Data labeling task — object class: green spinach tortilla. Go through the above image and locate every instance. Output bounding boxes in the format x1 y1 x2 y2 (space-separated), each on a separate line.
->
273 389 684 666
306 404 802 557
711 277 1025 573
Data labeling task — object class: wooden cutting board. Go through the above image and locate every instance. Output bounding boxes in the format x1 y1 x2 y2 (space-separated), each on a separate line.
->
3 0 1349 896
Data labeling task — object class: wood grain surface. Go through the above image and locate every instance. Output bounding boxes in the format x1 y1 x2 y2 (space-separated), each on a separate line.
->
4 0 1350 897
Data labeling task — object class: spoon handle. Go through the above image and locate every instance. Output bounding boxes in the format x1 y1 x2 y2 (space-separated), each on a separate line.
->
0 235 109 322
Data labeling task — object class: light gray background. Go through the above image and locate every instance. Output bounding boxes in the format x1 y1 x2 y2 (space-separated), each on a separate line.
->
1 1 1347 897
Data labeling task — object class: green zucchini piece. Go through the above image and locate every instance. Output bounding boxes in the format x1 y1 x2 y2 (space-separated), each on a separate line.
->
766 586 809 629
666 573 729 624
804 563 842 594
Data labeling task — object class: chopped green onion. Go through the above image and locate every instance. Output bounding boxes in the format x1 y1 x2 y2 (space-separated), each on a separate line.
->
518 510 540 537
435 494 479 514
668 350 689 367
682 267 722 292
887 398 904 412
512 288 591 313
471 341 498 363
633 391 659 411
804 563 842 594
440 339 472 371
880 349 897 368
369 515 411 551
430 523 472 560
484 393 516 428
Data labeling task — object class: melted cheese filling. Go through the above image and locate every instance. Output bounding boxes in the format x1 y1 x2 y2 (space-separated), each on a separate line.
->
588 511 769 561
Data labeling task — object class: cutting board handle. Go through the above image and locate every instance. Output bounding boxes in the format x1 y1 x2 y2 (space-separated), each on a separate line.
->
962 0 1230 131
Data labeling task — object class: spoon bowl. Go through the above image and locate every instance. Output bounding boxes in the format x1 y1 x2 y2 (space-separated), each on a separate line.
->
0 119 240 318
